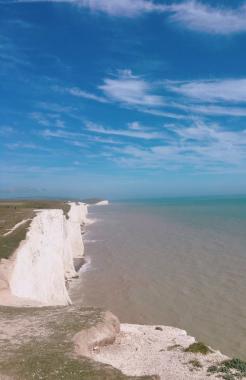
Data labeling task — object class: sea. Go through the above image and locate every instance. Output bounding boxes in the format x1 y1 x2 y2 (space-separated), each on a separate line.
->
70 196 246 359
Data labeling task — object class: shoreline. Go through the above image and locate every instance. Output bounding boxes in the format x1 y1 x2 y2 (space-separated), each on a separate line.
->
0 201 90 306
0 200 245 379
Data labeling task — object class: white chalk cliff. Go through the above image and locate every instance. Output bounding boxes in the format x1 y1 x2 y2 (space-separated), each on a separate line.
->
95 200 109 206
9 202 88 306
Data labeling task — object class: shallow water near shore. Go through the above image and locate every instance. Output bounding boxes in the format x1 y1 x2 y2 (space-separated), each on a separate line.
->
70 197 246 359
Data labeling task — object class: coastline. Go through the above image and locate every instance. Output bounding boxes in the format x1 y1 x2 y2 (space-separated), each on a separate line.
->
0 201 89 306
0 200 245 379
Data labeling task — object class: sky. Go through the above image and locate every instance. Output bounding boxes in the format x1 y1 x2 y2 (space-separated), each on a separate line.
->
0 0 246 199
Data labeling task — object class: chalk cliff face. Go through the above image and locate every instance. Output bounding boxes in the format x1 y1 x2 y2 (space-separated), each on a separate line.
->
66 202 87 259
9 203 88 306
95 200 109 206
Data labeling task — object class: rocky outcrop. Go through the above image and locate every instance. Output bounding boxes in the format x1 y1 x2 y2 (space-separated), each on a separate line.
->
73 311 120 357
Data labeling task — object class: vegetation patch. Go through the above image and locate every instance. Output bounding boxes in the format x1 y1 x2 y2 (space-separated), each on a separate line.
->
208 358 246 380
0 200 70 259
188 359 202 369
0 305 156 380
184 341 212 355
0 220 32 260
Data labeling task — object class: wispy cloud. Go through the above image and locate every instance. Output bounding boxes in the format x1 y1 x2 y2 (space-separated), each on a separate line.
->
9 0 246 35
77 0 166 17
179 104 246 117
166 1 246 35
37 101 75 114
58 86 109 103
30 111 66 128
39 128 90 149
6 142 38 149
57 72 182 119
89 136 126 145
111 121 246 169
40 128 81 139
140 107 185 120
57 72 246 119
0 35 30 71
99 70 165 107
0 126 15 136
11 0 166 17
30 112 51 126
86 121 163 140
167 78 246 103
5 142 54 152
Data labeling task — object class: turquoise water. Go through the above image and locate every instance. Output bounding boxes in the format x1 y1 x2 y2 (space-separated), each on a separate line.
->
71 196 246 359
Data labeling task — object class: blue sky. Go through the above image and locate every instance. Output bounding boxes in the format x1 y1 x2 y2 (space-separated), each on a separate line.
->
1 0 246 199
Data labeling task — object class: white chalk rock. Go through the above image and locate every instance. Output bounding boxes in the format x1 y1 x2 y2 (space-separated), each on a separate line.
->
9 202 89 306
95 200 109 206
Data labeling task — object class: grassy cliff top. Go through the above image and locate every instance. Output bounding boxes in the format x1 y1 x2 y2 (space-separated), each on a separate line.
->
0 200 70 260
0 305 155 380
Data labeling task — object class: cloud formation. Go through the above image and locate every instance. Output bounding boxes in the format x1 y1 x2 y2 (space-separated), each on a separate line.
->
86 121 163 140
113 121 246 169
76 0 166 17
59 86 109 103
167 79 246 103
99 70 165 107
62 72 246 119
10 0 166 17
166 1 246 35
10 0 246 35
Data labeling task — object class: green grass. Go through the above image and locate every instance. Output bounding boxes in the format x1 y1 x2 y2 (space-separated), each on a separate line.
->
0 200 70 259
0 305 156 380
0 220 32 259
184 342 212 355
188 359 202 369
208 358 246 379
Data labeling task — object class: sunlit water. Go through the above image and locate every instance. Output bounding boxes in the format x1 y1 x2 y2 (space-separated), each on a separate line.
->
70 197 246 359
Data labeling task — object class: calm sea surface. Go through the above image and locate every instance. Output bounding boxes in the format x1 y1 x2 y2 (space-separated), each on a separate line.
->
70 197 246 359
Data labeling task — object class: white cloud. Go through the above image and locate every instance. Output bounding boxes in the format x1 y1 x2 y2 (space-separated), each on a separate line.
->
60 86 109 103
89 136 125 145
63 72 246 119
41 128 81 139
76 0 166 17
30 112 50 126
128 121 142 130
166 1 246 35
37 102 74 113
141 107 185 120
12 0 246 35
167 79 246 103
112 121 246 169
55 119 65 128
99 70 165 107
70 140 87 147
178 104 246 117
86 121 163 140
13 0 166 17
6 142 38 149
30 111 66 128
0 126 15 136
